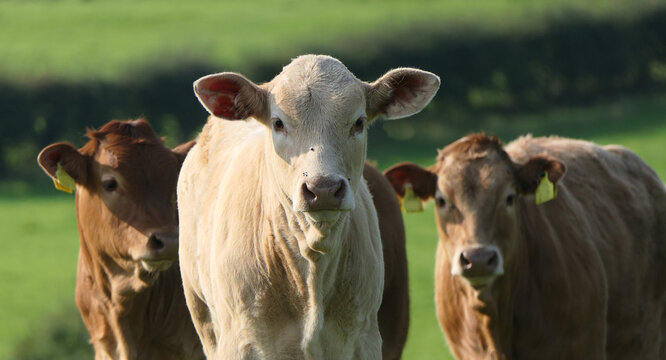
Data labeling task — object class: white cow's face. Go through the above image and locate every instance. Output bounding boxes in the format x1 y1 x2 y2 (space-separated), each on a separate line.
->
193 54 440 237
266 57 368 225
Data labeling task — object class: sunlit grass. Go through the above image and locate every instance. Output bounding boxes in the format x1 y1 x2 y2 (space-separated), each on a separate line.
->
0 0 659 83
0 195 79 359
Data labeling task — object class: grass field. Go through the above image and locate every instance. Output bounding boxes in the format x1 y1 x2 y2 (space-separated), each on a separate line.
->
0 196 79 359
2 91 664 359
0 0 659 83
1 1 664 358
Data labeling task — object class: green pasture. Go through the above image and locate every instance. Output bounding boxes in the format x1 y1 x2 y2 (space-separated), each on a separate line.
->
0 0 659 83
1 0 665 358
2 92 665 359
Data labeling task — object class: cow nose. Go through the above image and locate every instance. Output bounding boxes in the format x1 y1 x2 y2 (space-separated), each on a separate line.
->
302 176 347 211
459 246 501 279
147 233 179 260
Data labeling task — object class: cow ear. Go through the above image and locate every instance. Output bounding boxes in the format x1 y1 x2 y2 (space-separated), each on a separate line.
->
366 68 440 120
173 139 196 163
193 72 269 121
384 162 438 200
37 143 88 185
515 154 566 194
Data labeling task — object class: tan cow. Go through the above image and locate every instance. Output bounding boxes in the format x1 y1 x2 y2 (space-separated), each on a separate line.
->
178 54 439 359
385 134 666 359
37 119 204 360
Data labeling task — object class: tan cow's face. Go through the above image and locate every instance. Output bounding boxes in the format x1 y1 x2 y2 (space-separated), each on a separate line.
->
385 135 565 289
194 55 440 236
38 120 195 273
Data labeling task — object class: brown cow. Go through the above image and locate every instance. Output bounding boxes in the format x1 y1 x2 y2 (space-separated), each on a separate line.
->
385 134 666 359
37 119 204 360
364 163 409 360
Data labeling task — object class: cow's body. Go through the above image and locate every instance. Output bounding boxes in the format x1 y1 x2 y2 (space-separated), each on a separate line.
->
385 134 666 359
178 55 438 359
364 164 409 360
38 119 203 360
179 119 384 359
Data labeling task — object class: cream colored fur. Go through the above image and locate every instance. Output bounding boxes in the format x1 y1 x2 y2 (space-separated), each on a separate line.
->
178 55 439 359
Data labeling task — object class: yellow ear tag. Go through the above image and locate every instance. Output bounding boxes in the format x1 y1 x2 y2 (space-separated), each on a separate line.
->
53 163 76 194
401 183 424 213
535 171 557 205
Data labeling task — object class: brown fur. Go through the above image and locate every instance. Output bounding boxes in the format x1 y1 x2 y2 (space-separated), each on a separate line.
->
364 163 409 360
38 119 203 360
385 134 666 359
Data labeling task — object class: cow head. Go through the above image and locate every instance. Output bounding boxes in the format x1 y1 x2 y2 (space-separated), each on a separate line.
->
193 55 439 240
38 119 195 274
385 134 566 289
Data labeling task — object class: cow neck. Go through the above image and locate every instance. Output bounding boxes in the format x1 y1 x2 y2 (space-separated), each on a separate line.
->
442 236 525 359
471 215 532 359
267 202 350 356
74 195 190 358
260 143 354 356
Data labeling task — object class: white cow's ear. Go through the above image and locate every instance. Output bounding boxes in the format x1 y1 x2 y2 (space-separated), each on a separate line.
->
193 73 269 121
366 68 440 120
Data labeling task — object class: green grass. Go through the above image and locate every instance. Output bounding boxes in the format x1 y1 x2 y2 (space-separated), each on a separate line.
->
0 0 659 83
0 195 80 360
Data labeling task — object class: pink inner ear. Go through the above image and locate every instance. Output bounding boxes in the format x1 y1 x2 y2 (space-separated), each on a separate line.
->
199 78 241 119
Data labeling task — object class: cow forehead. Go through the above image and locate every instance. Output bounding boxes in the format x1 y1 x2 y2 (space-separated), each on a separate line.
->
438 153 514 202
96 143 179 186
271 55 366 122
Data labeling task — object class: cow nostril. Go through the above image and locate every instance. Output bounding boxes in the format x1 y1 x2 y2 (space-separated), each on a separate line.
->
148 234 165 251
460 253 472 270
488 252 499 268
302 182 316 203
334 180 346 200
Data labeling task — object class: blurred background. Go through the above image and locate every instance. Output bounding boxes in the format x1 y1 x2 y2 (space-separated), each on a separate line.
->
1 0 664 359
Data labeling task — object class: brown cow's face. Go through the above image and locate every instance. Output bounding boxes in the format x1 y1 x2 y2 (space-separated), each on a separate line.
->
384 134 565 290
84 141 182 272
193 54 440 251
432 150 518 289
38 120 195 273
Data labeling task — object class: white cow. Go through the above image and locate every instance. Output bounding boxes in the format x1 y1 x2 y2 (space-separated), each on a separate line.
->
178 54 440 359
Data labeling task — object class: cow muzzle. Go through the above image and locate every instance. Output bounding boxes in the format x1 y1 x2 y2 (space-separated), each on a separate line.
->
139 232 179 272
451 245 504 288
299 174 354 213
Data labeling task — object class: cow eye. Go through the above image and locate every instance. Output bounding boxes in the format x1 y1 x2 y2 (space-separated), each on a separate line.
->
436 196 446 208
272 118 286 133
350 117 365 135
506 194 515 206
102 179 118 192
